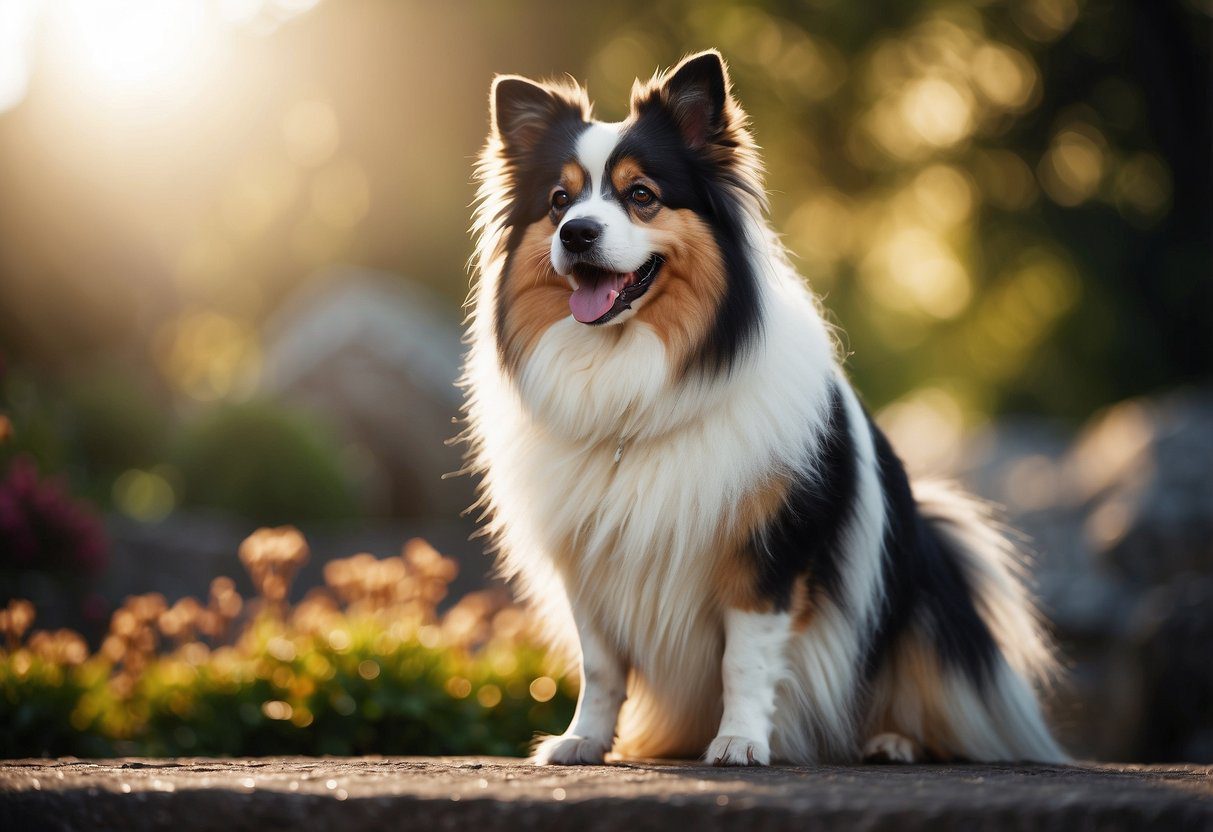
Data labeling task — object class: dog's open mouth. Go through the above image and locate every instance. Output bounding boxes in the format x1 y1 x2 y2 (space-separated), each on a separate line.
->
568 255 663 325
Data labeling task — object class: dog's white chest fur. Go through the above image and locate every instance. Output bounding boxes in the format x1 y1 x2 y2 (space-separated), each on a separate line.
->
479 318 757 634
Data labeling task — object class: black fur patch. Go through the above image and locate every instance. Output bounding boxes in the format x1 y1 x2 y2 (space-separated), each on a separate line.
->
610 105 761 375
750 382 857 610
492 109 587 364
864 417 999 686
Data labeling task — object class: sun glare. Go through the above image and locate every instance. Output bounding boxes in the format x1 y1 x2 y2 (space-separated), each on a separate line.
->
52 0 213 99
0 1 40 113
0 0 326 114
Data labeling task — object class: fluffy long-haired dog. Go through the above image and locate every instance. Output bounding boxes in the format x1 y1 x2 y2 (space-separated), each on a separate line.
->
463 50 1066 766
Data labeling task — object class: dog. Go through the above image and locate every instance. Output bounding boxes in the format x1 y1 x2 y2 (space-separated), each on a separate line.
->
462 49 1066 766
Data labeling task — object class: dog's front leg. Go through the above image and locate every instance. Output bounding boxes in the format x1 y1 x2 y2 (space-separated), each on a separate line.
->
532 615 626 765
706 608 791 766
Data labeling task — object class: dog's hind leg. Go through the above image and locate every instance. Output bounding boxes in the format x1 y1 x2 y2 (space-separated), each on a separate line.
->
862 732 923 763
864 618 1066 764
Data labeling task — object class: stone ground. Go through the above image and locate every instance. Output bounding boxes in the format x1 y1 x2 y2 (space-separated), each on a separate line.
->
0 757 1209 832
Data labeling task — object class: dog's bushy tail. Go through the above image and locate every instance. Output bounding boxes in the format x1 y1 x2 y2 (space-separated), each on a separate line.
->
914 479 1068 763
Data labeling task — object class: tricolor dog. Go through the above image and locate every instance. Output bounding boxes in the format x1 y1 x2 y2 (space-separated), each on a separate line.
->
462 50 1065 766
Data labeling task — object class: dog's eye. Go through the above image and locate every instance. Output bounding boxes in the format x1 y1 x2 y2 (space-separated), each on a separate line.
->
551 190 571 210
629 185 655 206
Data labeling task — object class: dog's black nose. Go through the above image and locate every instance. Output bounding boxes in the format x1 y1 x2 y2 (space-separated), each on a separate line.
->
560 218 602 254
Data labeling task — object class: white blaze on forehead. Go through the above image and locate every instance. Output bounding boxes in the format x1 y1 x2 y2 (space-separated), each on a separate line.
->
552 120 653 282
575 121 623 193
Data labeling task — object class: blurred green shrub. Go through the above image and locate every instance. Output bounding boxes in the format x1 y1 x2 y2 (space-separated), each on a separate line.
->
0 381 113 627
173 400 358 524
1 367 358 525
64 370 170 503
0 531 574 758
0 365 168 503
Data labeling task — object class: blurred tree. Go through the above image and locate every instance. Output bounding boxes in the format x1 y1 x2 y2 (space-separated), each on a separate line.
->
571 0 1211 424
0 0 1207 479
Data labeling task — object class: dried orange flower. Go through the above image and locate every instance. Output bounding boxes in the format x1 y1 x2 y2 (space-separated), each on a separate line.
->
27 629 88 666
239 526 310 571
239 526 310 608
208 577 243 619
158 597 204 643
1 598 35 648
441 589 511 651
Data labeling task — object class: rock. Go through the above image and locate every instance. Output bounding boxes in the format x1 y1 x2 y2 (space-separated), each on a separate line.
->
943 388 1213 763
1130 576 1213 762
1071 392 1213 586
260 268 472 519
0 757 1209 832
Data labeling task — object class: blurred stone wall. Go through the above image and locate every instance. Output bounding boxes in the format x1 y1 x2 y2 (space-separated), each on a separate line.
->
947 389 1213 762
259 268 474 519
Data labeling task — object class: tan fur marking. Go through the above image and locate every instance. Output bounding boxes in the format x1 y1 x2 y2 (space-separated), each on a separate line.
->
714 547 770 613
609 157 650 195
790 577 816 631
634 208 728 375
712 475 791 613
560 161 587 198
499 219 568 374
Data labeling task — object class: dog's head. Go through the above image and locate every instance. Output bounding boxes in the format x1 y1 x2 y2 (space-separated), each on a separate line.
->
477 51 764 377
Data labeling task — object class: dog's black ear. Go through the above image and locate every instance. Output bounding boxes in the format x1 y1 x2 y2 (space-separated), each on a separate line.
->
491 75 584 155
657 50 731 149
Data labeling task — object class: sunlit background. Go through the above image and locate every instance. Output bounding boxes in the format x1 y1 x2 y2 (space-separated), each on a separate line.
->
0 0 1210 763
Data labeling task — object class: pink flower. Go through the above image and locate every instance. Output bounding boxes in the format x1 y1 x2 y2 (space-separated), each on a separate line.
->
0 456 108 575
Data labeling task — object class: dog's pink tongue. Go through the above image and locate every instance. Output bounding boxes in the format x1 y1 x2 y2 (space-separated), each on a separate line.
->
570 273 623 323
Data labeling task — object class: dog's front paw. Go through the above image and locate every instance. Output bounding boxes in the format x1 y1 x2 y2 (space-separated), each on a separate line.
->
705 734 770 767
532 734 609 765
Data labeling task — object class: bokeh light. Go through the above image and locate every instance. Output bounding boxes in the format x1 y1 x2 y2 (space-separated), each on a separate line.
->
52 0 214 100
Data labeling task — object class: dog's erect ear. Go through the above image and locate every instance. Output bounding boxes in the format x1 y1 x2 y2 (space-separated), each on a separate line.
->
491 75 583 156
657 50 731 149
